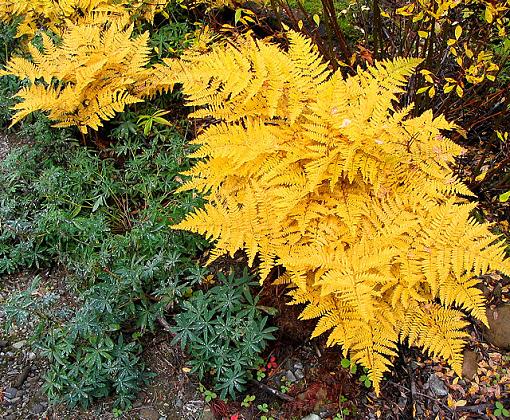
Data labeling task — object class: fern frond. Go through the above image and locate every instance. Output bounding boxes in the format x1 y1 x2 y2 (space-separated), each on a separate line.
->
401 304 469 375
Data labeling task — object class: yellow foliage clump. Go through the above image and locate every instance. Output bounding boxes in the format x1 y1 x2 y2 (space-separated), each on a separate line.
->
0 0 168 39
0 22 152 133
168 32 510 394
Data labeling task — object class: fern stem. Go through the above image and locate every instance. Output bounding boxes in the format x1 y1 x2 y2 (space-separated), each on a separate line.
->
319 0 351 62
372 0 384 59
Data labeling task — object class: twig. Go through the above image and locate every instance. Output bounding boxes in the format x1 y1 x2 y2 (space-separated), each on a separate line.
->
157 316 173 333
460 398 510 413
407 364 418 412
249 380 295 402
414 391 457 417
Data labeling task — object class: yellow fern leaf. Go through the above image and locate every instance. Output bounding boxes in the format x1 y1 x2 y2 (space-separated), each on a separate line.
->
402 304 469 375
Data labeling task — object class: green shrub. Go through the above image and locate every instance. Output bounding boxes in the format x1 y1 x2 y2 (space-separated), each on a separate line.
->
1 113 208 409
171 268 278 399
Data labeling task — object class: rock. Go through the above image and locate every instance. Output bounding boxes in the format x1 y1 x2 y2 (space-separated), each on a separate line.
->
0 340 8 347
14 365 31 388
427 374 448 397
139 407 161 420
462 350 479 380
6 397 21 405
4 415 16 420
12 340 26 350
286 370 297 383
4 387 17 399
301 414 321 420
484 304 510 350
397 395 408 410
293 362 304 370
295 369 305 380
31 403 45 415
27 352 36 360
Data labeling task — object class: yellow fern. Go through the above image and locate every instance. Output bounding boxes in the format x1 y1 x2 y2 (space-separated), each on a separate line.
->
0 0 168 39
0 23 151 133
160 31 510 395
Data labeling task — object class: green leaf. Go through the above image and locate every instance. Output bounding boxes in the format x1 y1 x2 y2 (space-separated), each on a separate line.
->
234 8 242 25
499 191 510 202
92 196 103 212
257 305 278 316
341 358 351 368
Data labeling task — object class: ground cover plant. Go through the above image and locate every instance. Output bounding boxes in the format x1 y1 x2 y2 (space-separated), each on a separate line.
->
171 268 278 399
0 0 509 418
0 111 211 409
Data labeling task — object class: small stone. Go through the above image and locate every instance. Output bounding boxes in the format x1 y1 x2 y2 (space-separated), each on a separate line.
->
4 415 16 420
286 370 297 383
484 304 510 350
4 387 17 399
6 397 20 405
27 352 36 360
462 350 479 380
12 340 26 350
295 369 305 380
31 403 45 414
427 374 448 397
293 362 304 370
301 414 321 420
0 340 8 347
139 407 161 420
14 365 31 388
397 396 408 410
